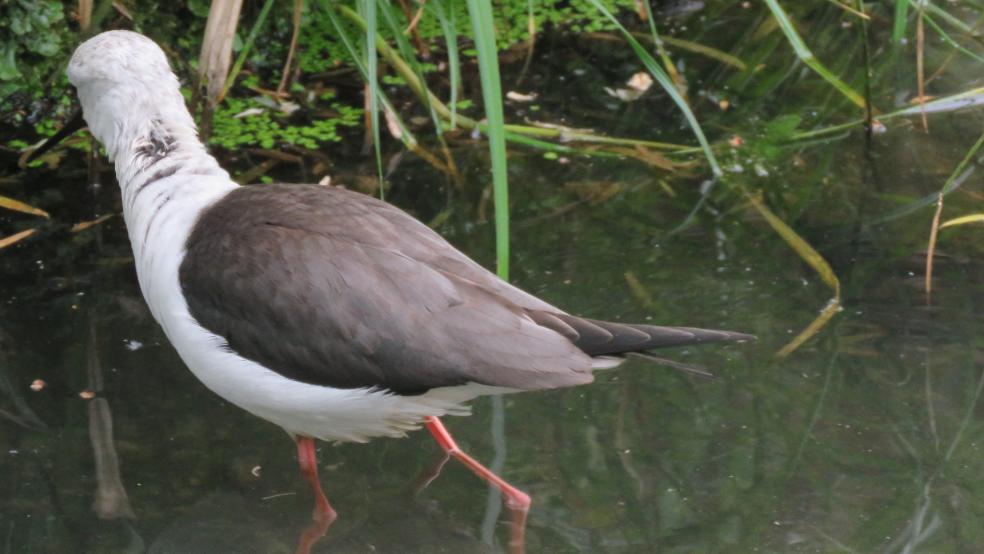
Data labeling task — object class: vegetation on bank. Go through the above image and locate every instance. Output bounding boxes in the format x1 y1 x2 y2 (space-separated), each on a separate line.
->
1 0 637 144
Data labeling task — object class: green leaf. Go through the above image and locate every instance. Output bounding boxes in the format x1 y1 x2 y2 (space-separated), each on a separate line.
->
429 0 461 129
359 0 384 199
466 0 510 280
0 43 21 80
763 0 867 109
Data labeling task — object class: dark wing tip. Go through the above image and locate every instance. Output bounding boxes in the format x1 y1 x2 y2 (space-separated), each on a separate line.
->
529 311 755 356
673 327 757 344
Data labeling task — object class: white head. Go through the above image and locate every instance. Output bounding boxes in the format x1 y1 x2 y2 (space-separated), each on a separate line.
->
67 31 196 161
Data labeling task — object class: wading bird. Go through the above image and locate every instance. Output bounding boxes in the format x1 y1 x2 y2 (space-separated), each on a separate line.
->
36 30 751 552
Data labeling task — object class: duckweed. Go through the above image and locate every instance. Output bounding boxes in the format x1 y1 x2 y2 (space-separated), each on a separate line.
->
209 97 363 151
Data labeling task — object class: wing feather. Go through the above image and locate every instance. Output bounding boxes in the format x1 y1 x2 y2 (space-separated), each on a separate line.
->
180 184 751 395
180 184 594 394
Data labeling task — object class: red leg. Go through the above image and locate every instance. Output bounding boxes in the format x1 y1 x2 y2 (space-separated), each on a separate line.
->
294 436 337 554
296 436 336 519
424 416 530 553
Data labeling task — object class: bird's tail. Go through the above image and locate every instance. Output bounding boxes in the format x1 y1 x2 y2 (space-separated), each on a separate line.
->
527 311 754 356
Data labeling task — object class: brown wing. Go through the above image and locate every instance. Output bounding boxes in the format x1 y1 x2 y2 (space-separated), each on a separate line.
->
179 184 594 394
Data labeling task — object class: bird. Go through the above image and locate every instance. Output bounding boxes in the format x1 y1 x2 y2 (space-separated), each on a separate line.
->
37 30 752 548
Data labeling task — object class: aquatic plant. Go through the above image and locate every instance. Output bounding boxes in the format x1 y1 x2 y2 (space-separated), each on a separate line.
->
208 93 363 151
0 0 73 133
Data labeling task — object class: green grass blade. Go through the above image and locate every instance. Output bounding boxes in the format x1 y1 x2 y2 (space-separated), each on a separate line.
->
465 0 510 280
921 11 984 65
658 35 746 70
856 0 873 126
926 129 984 293
336 5 442 117
325 5 367 74
825 0 869 19
763 0 867 109
639 1 684 94
322 4 416 147
916 0 975 34
623 31 747 69
500 133 574 152
358 0 385 199
893 0 910 43
220 0 275 101
867 168 974 225
428 0 460 129
934 129 984 197
585 0 721 176
376 0 442 133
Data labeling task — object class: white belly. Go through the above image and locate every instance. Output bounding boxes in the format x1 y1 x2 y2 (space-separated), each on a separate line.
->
125 177 480 443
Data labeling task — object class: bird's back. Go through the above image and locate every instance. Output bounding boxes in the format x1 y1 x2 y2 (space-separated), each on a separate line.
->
179 184 596 394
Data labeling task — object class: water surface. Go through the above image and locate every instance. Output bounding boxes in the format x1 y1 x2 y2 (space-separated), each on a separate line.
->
3 5 984 553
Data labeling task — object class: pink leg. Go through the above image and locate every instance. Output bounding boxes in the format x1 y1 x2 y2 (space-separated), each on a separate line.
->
294 436 337 554
296 436 336 519
424 416 530 553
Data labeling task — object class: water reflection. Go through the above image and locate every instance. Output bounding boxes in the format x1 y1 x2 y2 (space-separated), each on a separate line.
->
3 177 983 551
5 5 984 552
85 315 136 522
0 334 46 432
147 493 291 553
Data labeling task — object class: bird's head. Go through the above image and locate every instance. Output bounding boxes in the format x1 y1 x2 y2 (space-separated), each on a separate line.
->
65 30 187 153
67 30 175 91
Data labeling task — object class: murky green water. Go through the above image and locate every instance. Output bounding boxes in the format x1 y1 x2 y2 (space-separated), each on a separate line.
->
4 5 984 553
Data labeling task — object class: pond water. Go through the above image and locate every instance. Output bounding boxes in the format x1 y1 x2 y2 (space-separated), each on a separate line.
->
3 5 984 554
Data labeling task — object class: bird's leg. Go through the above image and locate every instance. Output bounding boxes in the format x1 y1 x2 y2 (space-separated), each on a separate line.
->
295 436 337 520
423 416 530 553
423 417 531 509
293 436 338 554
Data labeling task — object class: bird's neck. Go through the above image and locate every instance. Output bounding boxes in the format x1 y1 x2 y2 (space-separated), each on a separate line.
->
109 101 228 195
103 99 238 275
101 96 236 266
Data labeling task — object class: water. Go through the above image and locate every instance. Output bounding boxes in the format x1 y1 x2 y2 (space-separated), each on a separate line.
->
4 5 984 553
